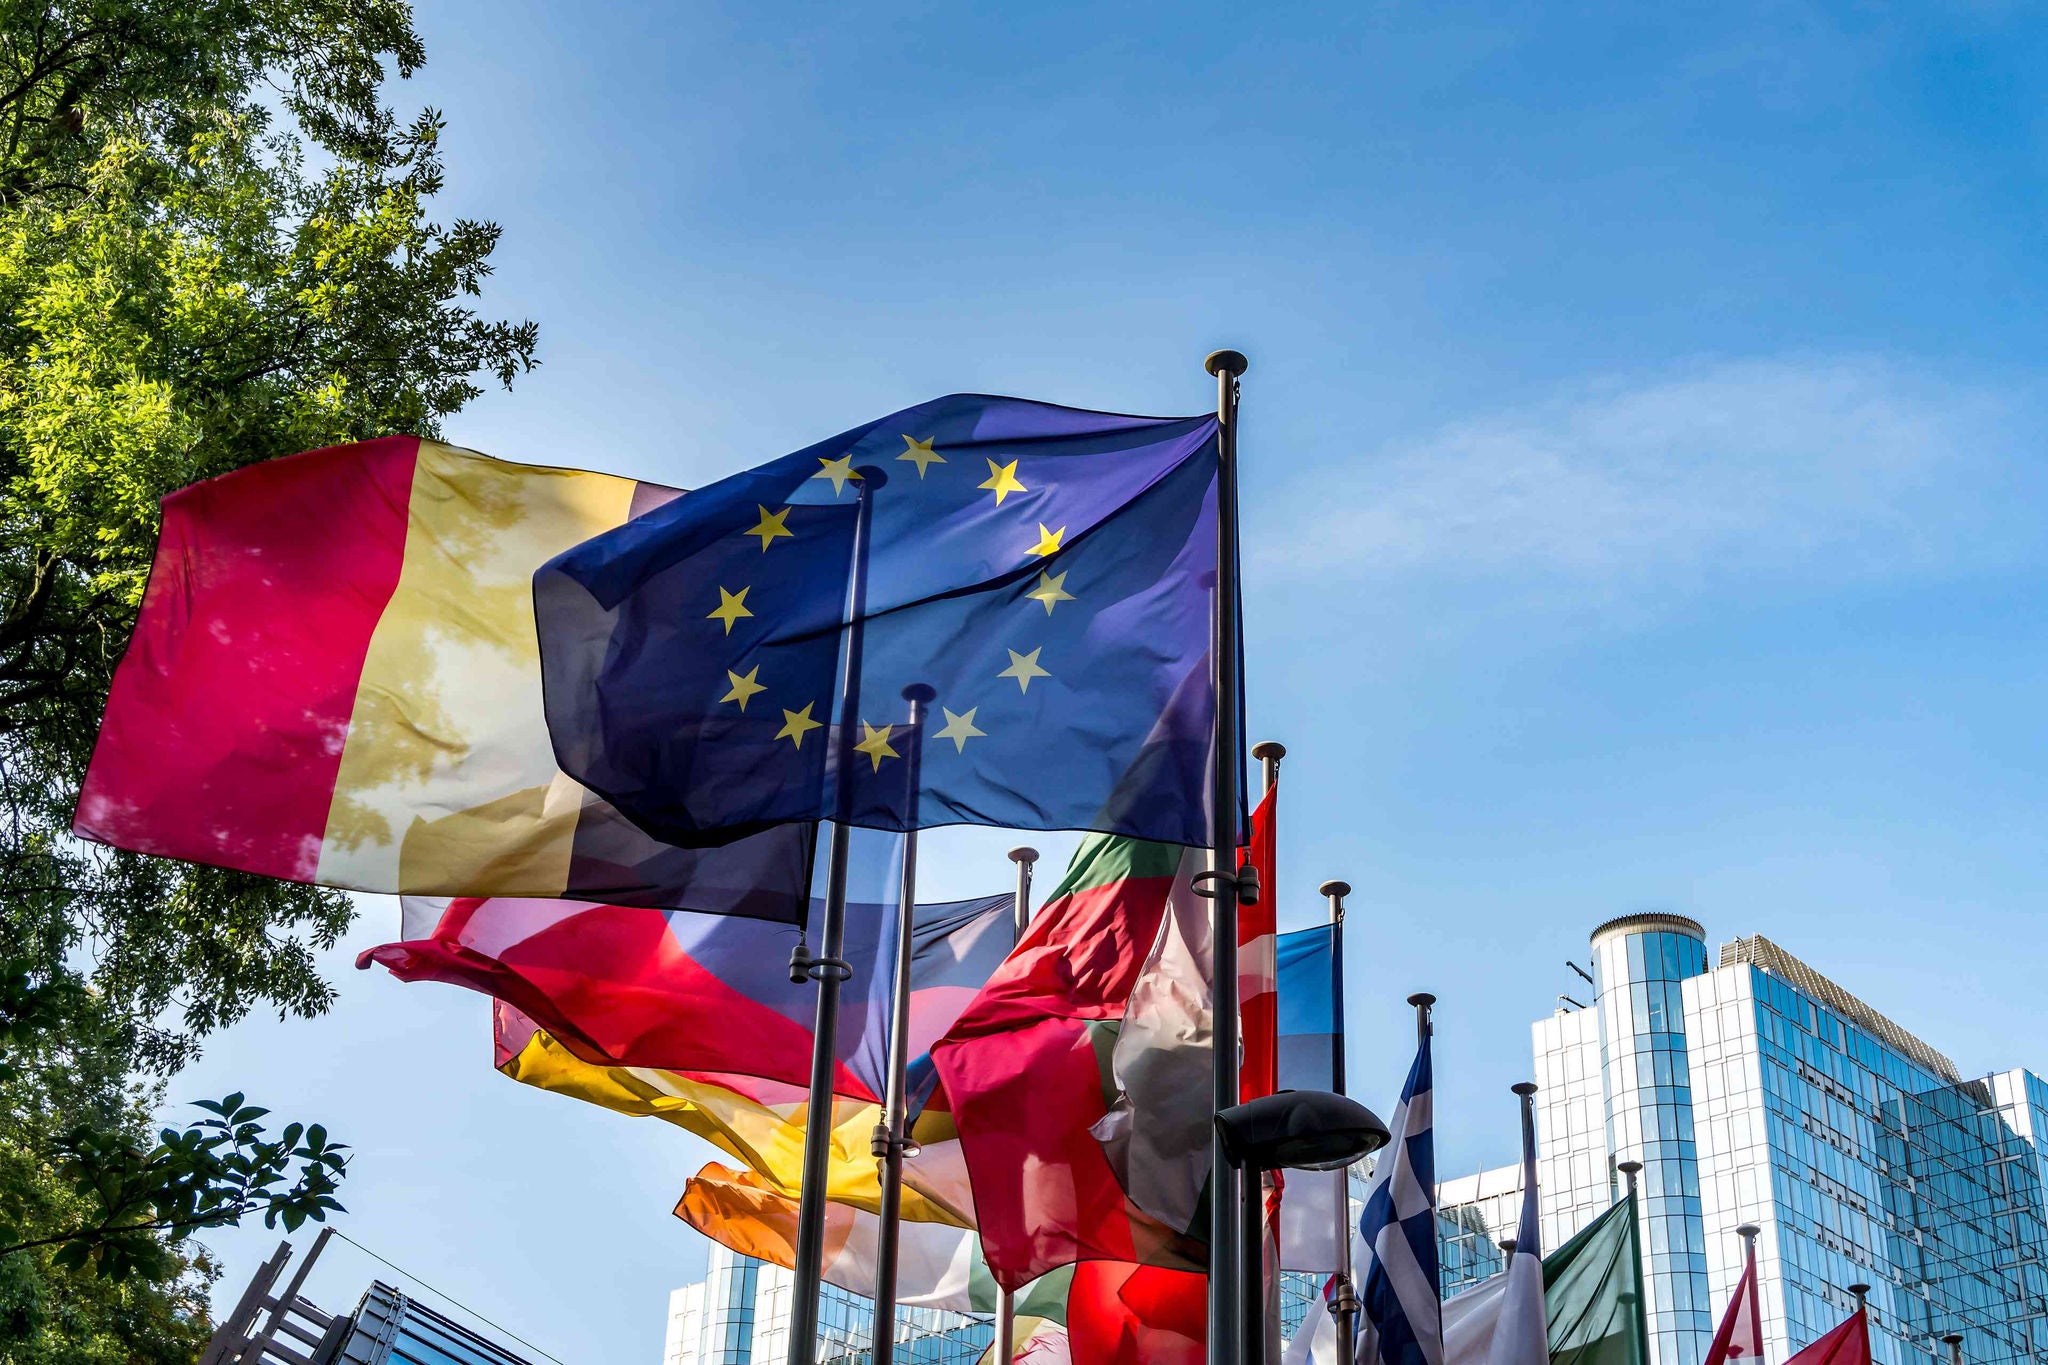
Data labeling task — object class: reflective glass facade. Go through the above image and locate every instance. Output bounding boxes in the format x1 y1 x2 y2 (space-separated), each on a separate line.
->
1598 918 1714 1365
1989 1070 2048 1224
1436 1164 1524 1295
324 1282 548 1365
664 1245 990 1365
1435 918 2047 1365
1281 1270 1319 1344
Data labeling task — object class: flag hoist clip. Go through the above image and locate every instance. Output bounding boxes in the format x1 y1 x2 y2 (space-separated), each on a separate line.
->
871 1123 921 1160
788 941 852 984
1191 865 1261 904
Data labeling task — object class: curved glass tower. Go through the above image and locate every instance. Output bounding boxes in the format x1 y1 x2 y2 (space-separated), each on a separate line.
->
1592 912 1714 1365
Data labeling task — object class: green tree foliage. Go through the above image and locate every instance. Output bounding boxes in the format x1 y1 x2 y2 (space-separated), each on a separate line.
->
0 1 539 1357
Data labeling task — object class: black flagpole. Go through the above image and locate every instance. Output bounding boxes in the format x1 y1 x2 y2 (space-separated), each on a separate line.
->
1247 740 1284 1365
1321 878 1357 1365
867 682 934 1365
786 472 877 1365
994 845 1038 1365
1205 348 1249 1365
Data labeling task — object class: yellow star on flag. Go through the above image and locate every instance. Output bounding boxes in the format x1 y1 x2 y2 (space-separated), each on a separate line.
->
708 586 753 635
776 702 823 749
745 505 794 551
813 454 863 496
978 458 1026 506
853 721 899 771
998 647 1050 694
897 435 945 478
1025 571 1075 615
1025 523 1066 558
720 666 766 711
933 706 986 753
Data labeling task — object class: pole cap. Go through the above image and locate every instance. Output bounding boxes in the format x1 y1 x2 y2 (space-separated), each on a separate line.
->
1942 1336 1964 1347
1616 1159 1643 1176
1848 1283 1872 1302
1251 740 1286 762
1735 1224 1760 1240
1498 1239 1517 1255
902 682 937 703
1407 991 1436 1009
1205 349 1249 378
1511 1081 1538 1097
1320 879 1352 900
1007 846 1039 865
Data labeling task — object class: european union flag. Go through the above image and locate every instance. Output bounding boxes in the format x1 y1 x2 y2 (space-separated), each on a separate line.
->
534 394 1221 847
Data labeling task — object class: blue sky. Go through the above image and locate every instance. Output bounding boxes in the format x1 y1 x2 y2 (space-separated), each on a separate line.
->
177 4 2048 1361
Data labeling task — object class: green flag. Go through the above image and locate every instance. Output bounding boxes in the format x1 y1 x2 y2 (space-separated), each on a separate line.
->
1543 1192 1649 1365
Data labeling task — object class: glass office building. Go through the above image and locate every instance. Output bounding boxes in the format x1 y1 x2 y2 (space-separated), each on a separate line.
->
663 1243 991 1365
1438 914 2048 1365
1436 1163 1524 1294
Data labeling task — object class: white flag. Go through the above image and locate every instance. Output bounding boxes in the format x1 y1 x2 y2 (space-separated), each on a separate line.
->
1484 1090 1547 1365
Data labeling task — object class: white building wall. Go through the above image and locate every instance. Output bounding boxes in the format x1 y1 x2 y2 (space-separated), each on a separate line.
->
1533 1004 1612 1252
664 1283 707 1365
1683 965 1787 1365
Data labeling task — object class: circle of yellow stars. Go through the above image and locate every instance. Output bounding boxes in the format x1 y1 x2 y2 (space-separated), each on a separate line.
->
704 431 1082 769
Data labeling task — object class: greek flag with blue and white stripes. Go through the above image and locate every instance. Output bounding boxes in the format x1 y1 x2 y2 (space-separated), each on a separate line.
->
1355 1031 1443 1365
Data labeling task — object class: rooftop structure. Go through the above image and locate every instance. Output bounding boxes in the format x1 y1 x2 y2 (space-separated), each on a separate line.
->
201 1230 555 1365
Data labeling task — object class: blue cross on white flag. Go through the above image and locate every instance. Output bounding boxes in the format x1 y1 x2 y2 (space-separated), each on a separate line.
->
1355 1027 1444 1365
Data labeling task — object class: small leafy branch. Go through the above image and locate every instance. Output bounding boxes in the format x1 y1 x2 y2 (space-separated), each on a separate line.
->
0 1092 349 1281
0 958 83 1085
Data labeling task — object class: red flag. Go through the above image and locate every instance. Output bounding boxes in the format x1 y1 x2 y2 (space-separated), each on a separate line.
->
1705 1243 1765 1365
930 837 1207 1289
1784 1305 1871 1365
1237 788 1278 1102
1066 1262 1207 1365
361 888 1011 1102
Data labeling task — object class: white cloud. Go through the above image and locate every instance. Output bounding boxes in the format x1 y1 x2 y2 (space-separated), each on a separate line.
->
1265 357 2039 585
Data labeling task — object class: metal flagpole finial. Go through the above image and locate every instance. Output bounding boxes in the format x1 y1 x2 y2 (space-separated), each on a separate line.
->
1498 1239 1517 1256
1321 879 1349 932
1511 1081 1538 1100
1616 1159 1643 1196
1251 740 1284 796
1008 846 1039 866
902 682 937 705
1942 1334 1964 1365
1407 991 1435 1043
1206 349 1250 378
1735 1223 1760 1249
1847 1284 1872 1311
